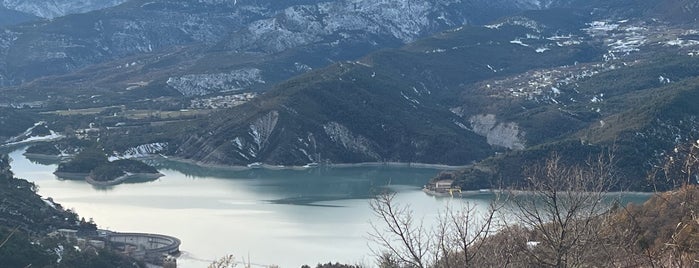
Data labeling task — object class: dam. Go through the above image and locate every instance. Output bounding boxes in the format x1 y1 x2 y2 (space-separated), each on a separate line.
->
104 231 181 264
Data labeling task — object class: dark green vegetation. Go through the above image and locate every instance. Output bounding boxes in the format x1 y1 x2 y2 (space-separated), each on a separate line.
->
90 159 159 182
25 143 61 156
56 147 109 174
0 0 698 191
444 55 699 191
0 0 535 109
0 227 55 267
0 154 143 267
172 5 699 191
0 108 35 141
173 9 605 166
53 245 144 268
55 147 159 182
0 155 78 234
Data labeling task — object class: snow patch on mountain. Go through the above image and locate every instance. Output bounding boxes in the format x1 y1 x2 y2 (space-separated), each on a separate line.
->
2 121 63 146
469 114 526 150
486 16 544 32
667 38 699 48
167 68 265 97
118 142 168 158
323 122 380 159
585 21 620 35
510 38 530 47
228 0 544 53
0 30 18 53
250 111 279 151
1 0 128 19
224 111 280 161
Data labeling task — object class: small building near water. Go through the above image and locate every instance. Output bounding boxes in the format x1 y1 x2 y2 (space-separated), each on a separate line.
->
423 179 462 197
434 179 454 190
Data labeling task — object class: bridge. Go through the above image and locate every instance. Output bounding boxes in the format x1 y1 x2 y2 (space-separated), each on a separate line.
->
105 232 181 264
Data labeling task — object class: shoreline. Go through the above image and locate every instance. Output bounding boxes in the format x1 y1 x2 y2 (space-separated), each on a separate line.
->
159 155 470 171
53 171 90 180
422 187 656 198
53 154 659 194
54 171 163 186
422 187 491 198
23 152 67 161
85 172 164 187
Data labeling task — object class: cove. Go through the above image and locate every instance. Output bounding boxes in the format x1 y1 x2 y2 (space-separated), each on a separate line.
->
8 147 652 267
9 147 494 267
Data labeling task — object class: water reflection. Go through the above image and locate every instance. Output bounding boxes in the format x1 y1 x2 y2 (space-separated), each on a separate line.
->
7 147 455 267
6 147 652 268
150 158 438 205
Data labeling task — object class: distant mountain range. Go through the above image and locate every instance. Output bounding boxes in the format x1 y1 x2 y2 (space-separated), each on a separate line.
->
1 0 127 19
0 6 39 26
2 0 699 190
0 0 584 100
166 3 699 190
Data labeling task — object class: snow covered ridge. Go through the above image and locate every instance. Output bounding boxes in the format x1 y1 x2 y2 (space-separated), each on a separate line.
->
2 121 63 146
1 0 128 19
167 68 265 97
225 111 280 161
227 0 558 53
113 142 169 159
323 122 380 160
486 16 544 32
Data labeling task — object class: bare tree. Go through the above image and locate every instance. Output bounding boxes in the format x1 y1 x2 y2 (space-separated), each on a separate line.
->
209 255 237 268
665 139 699 187
369 191 501 268
433 201 501 268
506 152 618 268
369 193 431 268
636 138 699 267
208 254 266 268
369 151 628 268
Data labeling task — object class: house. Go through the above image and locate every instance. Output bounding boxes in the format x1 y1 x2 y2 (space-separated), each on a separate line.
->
434 179 454 190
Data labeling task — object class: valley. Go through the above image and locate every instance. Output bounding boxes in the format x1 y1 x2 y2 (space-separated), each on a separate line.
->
0 1 698 192
2 1 699 267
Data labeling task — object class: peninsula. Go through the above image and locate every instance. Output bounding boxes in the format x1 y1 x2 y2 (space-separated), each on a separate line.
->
54 147 162 186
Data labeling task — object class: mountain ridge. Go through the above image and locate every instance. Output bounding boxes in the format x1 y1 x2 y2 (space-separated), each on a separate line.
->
2 1 699 191
1 0 128 19
161 6 699 190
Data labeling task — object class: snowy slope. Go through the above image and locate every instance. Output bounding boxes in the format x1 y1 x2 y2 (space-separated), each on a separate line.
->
1 0 127 18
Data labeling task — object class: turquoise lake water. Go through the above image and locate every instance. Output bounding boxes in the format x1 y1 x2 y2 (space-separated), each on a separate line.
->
7 147 650 267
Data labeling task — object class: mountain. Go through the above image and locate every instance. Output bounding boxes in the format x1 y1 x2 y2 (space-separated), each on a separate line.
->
0 6 39 26
160 5 699 190
0 108 36 142
0 0 557 107
449 55 699 191
167 8 604 166
0 0 127 19
0 154 143 267
0 155 83 237
2 0 699 190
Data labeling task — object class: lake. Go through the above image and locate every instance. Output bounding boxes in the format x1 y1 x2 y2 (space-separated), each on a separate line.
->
8 147 497 267
8 147 653 267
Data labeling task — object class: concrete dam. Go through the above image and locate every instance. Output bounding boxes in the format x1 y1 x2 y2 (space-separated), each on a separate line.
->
106 232 181 264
